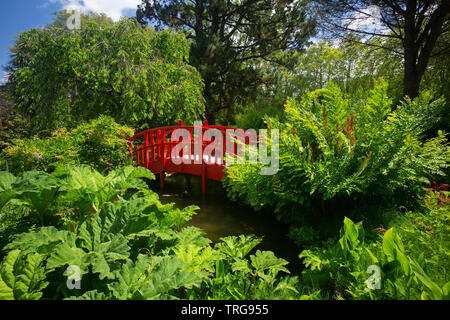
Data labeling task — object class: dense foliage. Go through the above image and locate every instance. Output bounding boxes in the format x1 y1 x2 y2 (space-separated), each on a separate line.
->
137 0 315 124
1 3 448 302
9 18 204 132
1 116 133 174
0 166 304 300
1 165 447 300
0 84 30 152
224 81 449 218
299 196 450 299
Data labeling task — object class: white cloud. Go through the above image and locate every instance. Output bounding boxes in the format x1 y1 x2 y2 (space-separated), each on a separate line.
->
49 0 142 21
344 5 384 31
0 71 11 85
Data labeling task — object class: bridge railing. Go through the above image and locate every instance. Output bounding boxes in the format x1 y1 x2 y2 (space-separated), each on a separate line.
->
128 120 259 192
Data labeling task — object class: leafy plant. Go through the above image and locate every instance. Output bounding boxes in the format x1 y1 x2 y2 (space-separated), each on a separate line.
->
68 116 134 172
1 116 134 174
0 165 154 228
299 217 450 300
0 249 49 300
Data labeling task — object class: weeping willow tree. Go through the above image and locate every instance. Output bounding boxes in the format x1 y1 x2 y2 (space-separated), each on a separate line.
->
8 13 205 133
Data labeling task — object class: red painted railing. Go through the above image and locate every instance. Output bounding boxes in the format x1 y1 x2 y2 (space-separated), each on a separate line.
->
128 120 257 193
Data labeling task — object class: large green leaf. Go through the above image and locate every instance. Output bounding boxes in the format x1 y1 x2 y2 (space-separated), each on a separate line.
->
98 198 161 240
339 217 365 257
382 228 410 275
0 171 16 191
66 290 110 300
382 228 396 260
47 235 130 280
175 226 211 247
161 205 200 230
105 166 155 190
140 257 202 300
10 171 60 220
231 258 252 274
72 210 132 280
215 234 262 259
97 235 130 263
56 165 109 213
56 165 106 193
409 257 443 300
172 244 224 275
108 254 152 299
298 250 330 271
342 217 360 247
78 214 103 252
4 226 76 255
0 189 15 212
0 250 49 300
46 242 88 274
250 250 290 279
56 165 155 216
0 249 18 299
12 171 59 194
0 171 16 210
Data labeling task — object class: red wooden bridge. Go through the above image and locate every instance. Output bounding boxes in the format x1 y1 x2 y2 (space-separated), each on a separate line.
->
128 120 257 193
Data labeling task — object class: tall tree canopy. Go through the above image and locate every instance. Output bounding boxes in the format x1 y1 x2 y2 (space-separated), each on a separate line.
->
312 0 450 100
8 13 204 132
137 0 316 124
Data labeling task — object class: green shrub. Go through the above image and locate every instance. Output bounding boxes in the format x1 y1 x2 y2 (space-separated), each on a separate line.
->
70 116 134 172
224 81 450 218
299 214 450 300
234 105 285 129
0 84 31 152
1 116 133 174
1 128 78 174
399 191 450 288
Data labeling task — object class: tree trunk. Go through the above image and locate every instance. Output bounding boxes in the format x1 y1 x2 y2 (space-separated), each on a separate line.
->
402 0 450 100
203 82 216 125
402 2 421 101
206 109 216 125
403 55 421 100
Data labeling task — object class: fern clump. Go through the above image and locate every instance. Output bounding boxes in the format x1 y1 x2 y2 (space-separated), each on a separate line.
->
224 80 449 215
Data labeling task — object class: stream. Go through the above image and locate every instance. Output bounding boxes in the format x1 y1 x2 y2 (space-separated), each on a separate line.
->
150 173 303 274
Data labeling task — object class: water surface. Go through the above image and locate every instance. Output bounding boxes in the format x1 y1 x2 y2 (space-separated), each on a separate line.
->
150 173 303 274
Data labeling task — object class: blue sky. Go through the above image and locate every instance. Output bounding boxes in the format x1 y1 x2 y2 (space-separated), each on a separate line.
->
0 0 141 84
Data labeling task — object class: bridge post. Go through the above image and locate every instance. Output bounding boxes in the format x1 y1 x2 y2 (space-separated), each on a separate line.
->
158 129 165 190
144 132 149 169
202 119 209 193
129 141 133 165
